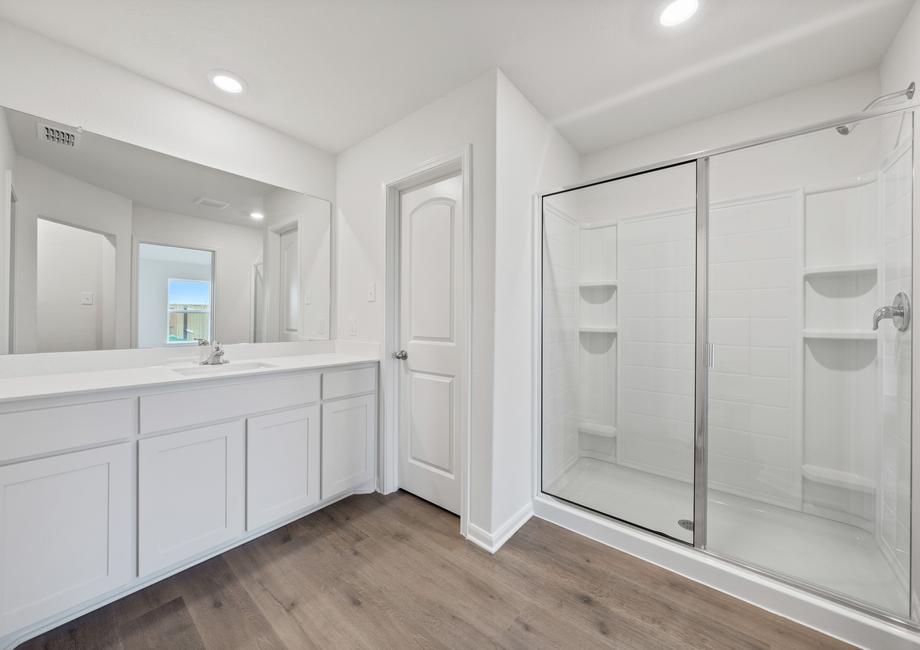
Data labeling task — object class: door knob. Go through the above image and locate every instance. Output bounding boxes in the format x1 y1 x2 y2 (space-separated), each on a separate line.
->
873 292 911 332
393 350 408 360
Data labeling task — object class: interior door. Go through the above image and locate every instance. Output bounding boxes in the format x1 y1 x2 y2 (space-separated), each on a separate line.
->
279 226 300 341
397 174 463 514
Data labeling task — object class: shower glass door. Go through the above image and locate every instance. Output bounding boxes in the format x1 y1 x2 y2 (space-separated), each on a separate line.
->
541 162 698 543
705 110 913 618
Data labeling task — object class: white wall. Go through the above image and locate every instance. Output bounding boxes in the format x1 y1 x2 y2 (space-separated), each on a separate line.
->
336 70 498 531
492 71 581 530
0 20 335 201
35 219 114 352
0 108 15 354
132 205 263 347
12 156 132 353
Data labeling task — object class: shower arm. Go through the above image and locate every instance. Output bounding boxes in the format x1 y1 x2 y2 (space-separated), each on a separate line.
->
836 82 915 135
861 82 916 112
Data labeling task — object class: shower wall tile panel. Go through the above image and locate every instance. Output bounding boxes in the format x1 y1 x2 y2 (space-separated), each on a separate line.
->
879 145 912 581
618 211 695 481
542 208 579 488
708 193 801 507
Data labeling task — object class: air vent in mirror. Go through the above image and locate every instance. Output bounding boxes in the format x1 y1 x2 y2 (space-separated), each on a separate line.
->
36 122 81 148
193 197 230 210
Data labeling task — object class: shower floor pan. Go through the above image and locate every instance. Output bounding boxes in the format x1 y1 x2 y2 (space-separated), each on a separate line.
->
546 458 907 616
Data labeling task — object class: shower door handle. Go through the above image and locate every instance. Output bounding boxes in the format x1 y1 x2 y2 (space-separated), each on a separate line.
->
872 292 911 332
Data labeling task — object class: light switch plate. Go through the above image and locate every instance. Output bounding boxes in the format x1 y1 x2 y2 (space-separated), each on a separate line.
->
367 282 376 302
347 318 357 336
80 291 95 305
304 289 312 305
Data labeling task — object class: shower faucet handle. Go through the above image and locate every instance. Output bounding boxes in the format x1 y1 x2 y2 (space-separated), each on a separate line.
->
872 292 911 332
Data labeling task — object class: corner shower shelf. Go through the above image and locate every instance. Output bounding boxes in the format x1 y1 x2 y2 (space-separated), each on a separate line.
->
802 263 878 278
578 326 618 334
578 281 617 289
802 464 876 494
577 421 616 438
802 329 877 341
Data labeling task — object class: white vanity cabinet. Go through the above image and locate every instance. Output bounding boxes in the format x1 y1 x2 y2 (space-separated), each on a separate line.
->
0 359 378 647
322 394 376 498
246 405 320 530
138 420 246 576
0 443 133 637
321 367 377 498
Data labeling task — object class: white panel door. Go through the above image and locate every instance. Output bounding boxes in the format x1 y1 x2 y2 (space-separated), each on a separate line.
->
0 444 132 637
138 420 245 576
322 394 376 498
398 175 463 514
279 227 301 341
247 405 320 530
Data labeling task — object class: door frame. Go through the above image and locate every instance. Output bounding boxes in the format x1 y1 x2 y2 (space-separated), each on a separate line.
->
382 145 472 537
131 238 217 348
265 219 300 342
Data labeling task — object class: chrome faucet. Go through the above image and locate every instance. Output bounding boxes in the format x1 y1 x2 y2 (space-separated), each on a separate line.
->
873 292 911 332
200 341 229 365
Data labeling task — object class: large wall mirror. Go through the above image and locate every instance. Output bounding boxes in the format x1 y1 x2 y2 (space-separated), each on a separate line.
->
0 107 332 354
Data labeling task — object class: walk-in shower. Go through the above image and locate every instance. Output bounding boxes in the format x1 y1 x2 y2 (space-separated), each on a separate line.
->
539 103 918 625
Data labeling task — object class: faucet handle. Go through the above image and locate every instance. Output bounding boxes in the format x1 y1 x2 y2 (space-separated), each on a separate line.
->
873 292 911 332
195 338 210 346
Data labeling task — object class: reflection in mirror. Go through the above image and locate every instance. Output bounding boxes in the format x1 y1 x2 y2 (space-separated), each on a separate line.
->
0 106 332 354
137 243 213 348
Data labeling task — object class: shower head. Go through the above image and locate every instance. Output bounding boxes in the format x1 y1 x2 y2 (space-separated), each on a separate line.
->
836 81 915 135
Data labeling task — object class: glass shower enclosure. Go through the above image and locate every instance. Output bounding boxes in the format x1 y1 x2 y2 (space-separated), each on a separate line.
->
540 106 916 624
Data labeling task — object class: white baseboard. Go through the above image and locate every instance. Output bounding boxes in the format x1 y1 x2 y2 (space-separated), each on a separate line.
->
534 494 920 650
466 501 534 554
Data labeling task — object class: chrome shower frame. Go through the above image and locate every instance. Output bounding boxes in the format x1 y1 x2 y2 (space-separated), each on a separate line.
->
537 101 920 631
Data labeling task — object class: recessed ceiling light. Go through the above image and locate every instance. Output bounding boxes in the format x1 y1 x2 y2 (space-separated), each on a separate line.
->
659 0 699 26
208 70 246 94
250 211 265 221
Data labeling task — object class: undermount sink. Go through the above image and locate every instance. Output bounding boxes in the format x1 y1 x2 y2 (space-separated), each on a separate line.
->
170 361 278 377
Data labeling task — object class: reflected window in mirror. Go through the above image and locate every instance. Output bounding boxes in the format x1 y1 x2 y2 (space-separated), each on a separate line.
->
166 278 211 344
137 243 213 348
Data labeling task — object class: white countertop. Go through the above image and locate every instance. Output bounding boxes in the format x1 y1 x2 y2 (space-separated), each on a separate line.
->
0 352 379 404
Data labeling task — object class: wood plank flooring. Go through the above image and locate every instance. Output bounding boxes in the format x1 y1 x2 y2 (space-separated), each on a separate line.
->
19 491 851 649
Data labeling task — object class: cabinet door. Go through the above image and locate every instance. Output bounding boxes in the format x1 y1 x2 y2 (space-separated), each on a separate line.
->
0 444 132 637
322 394 376 498
247 405 320 531
138 421 244 576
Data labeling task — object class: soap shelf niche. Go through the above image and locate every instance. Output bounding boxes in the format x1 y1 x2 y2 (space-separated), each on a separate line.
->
576 222 618 464
800 178 881 529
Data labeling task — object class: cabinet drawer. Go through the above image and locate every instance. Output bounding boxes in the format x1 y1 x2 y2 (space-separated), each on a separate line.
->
322 367 376 400
0 398 136 463
140 373 319 433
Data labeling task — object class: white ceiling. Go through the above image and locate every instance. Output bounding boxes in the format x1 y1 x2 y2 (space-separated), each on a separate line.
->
0 0 912 154
6 108 300 229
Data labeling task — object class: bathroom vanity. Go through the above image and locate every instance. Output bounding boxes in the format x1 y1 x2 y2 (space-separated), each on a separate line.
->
0 353 378 646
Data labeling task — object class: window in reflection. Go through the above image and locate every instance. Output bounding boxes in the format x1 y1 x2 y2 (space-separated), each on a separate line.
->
166 278 211 344
137 243 213 348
